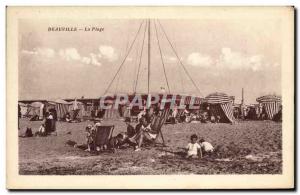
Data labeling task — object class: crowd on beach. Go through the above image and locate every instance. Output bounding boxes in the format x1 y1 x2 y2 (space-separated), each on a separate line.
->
84 108 214 158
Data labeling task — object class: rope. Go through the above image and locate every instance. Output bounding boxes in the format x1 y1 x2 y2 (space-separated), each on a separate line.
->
115 21 130 94
103 20 145 95
134 21 147 93
157 20 203 97
154 21 171 94
132 40 139 92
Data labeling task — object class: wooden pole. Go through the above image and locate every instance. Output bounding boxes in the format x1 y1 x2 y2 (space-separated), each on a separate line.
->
147 19 151 95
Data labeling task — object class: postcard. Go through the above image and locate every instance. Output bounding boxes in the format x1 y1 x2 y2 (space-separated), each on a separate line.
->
6 6 294 189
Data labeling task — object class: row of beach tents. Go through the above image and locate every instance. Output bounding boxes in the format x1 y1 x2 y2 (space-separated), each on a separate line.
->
18 93 282 123
18 99 85 121
205 93 282 123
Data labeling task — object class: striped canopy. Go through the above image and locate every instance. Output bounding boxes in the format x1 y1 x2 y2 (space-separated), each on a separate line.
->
204 92 235 123
205 92 231 104
257 95 281 120
184 96 202 105
256 95 281 103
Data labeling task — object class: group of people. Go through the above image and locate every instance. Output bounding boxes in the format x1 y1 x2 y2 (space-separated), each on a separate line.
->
35 110 57 137
233 104 282 121
20 110 58 137
85 113 159 152
168 108 221 124
185 134 214 159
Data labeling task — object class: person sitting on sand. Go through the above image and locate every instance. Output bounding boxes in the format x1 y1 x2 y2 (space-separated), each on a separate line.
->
107 133 127 152
35 124 46 137
199 138 214 156
185 134 202 159
65 112 71 122
19 127 33 138
128 116 157 151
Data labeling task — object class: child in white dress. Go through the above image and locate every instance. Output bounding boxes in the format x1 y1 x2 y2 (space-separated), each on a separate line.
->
185 134 202 158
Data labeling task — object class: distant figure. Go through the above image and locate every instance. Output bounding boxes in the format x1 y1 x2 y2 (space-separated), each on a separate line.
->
200 112 209 123
125 117 136 138
65 112 71 122
185 134 202 159
210 115 216 123
24 127 33 137
48 112 54 132
52 109 57 130
35 124 46 137
233 108 239 119
45 112 52 134
216 115 221 123
85 125 95 152
171 107 178 124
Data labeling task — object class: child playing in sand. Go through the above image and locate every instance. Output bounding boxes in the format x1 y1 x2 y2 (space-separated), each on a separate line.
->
185 134 202 158
199 138 214 156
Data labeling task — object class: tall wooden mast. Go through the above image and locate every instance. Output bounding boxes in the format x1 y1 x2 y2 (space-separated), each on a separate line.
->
147 19 151 94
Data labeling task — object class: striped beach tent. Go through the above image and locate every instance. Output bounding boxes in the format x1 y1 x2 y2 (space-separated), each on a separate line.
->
256 95 281 120
48 99 72 119
205 92 235 123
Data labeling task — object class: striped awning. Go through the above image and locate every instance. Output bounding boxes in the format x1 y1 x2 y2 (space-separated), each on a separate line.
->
205 92 231 104
210 103 234 123
184 96 202 105
256 95 281 103
262 101 281 120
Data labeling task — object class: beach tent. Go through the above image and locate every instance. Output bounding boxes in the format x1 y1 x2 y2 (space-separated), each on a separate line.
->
102 102 121 119
18 102 28 117
205 92 235 123
69 100 85 120
48 99 72 119
256 95 281 120
27 101 44 119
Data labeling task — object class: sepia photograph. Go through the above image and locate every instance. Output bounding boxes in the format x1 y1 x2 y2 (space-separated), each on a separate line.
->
6 6 294 189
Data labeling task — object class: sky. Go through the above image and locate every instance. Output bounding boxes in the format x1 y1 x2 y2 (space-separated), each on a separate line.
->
19 19 281 104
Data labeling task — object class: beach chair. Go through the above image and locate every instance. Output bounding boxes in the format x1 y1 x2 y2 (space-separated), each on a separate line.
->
150 108 170 146
93 125 115 151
